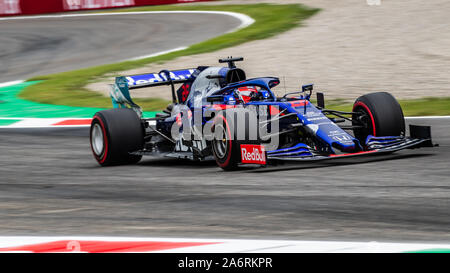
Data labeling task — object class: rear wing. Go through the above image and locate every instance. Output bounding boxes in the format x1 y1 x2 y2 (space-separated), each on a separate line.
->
109 69 196 117
125 69 196 89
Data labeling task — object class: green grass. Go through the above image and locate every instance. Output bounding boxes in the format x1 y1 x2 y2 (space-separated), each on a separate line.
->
398 97 450 116
20 3 320 111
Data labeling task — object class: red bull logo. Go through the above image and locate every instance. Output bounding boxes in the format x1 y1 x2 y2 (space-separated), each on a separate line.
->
240 144 266 164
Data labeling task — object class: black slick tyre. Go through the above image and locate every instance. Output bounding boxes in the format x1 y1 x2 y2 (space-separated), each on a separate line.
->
211 112 240 171
352 92 405 144
211 108 259 171
90 108 144 166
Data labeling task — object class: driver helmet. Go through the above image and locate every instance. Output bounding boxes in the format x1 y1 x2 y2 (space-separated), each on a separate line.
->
237 86 258 103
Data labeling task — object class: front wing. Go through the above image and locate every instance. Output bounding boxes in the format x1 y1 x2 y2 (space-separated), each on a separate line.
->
266 137 431 162
262 124 435 163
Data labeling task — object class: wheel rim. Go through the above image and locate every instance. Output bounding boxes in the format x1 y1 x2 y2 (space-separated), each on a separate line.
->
213 124 228 159
352 104 376 145
91 123 104 156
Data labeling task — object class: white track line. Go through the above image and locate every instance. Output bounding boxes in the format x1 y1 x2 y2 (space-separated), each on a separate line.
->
126 46 188 61
0 80 24 88
0 46 188 87
0 118 157 128
406 116 450 119
0 11 255 32
0 10 254 84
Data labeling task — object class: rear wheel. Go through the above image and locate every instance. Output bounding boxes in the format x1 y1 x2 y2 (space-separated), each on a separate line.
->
90 108 144 166
352 92 405 144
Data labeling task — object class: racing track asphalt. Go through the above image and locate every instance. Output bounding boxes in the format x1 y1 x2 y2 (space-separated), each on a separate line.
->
0 118 449 242
0 12 242 83
1 10 449 243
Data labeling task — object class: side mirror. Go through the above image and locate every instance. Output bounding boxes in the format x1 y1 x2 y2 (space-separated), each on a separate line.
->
302 84 313 93
302 84 313 101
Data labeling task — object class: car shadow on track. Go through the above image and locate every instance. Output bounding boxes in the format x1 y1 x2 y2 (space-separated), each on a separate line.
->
130 151 435 173
245 152 435 173
138 157 218 168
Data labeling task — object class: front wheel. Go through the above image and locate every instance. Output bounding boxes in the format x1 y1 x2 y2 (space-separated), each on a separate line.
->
211 109 261 171
211 113 240 171
90 108 144 166
352 92 405 144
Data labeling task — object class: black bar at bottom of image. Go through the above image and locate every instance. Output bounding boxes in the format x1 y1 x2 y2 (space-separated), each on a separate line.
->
0 253 447 272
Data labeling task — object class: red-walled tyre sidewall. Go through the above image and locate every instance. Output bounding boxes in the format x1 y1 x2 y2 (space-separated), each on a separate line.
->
352 92 405 144
211 109 261 171
211 113 240 171
90 116 109 165
90 108 144 166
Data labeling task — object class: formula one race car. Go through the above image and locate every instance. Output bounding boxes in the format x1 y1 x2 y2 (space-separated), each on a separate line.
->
90 57 434 170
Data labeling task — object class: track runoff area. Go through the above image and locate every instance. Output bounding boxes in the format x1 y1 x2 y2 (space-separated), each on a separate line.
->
0 11 449 256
